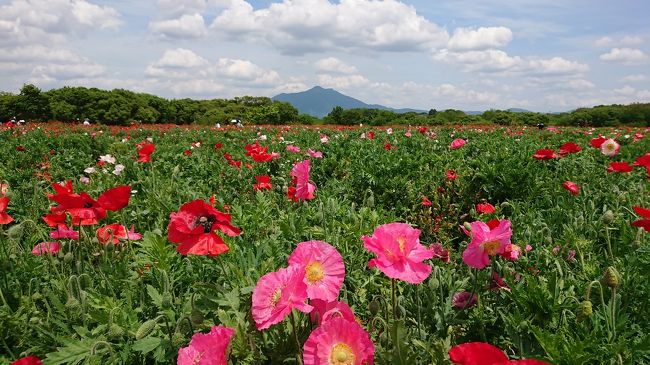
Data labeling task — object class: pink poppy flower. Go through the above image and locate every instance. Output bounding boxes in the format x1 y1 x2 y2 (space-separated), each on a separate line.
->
362 222 434 284
421 196 432 206
404 131 412 138
309 299 356 325
600 138 620 156
50 224 79 241
290 160 316 201
288 240 345 302
177 326 235 365
252 266 313 330
303 317 374 365
431 243 450 263
452 292 477 310
320 134 329 144
286 145 301 153
446 170 458 181
307 148 323 158
449 138 466 149
563 181 580 196
490 271 511 292
462 220 512 269
476 203 496 214
32 242 61 255
500 243 522 261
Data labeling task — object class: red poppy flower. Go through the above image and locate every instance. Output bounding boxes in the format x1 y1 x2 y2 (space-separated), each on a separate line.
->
11 355 43 365
632 206 650 232
446 169 457 181
214 142 222 150
0 197 13 224
184 149 192 156
42 211 67 227
449 342 551 365
476 202 496 214
421 196 432 206
287 186 298 202
533 148 559 160
607 161 633 173
253 175 273 191
16 145 25 152
168 199 241 256
632 153 650 167
96 224 142 245
137 142 155 163
96 185 131 211
418 126 427 134
559 142 582 156
245 141 273 162
590 136 606 148
562 181 580 196
384 143 392 150
366 131 375 139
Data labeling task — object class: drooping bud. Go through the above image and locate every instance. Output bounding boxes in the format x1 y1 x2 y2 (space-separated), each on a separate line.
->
190 308 204 325
602 266 621 288
135 319 157 340
577 300 593 321
602 210 614 225
369 300 380 316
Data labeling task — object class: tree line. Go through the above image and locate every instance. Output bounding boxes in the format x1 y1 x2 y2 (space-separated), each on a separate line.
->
1 84 648 126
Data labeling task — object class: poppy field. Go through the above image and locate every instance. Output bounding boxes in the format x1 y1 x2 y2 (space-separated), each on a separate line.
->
1 122 649 365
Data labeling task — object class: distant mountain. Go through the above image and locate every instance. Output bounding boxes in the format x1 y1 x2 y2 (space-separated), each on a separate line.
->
272 86 425 118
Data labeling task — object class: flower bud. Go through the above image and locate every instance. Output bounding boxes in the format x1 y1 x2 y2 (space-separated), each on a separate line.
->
190 309 204 325
577 300 593 321
602 210 614 225
602 266 621 288
135 319 157 340
369 300 380 316
463 222 472 232
108 324 125 339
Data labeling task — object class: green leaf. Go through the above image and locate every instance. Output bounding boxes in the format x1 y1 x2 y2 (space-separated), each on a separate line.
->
146 285 162 307
44 338 96 365
132 337 164 355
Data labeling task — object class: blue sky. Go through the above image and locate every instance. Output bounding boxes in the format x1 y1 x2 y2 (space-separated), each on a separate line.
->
1 0 649 112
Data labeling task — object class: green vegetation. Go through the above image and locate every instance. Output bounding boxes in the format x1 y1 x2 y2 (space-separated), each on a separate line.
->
1 84 649 127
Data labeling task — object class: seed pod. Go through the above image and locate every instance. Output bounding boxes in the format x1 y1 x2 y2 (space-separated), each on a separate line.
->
161 292 173 309
65 297 81 312
602 266 621 289
64 252 74 263
190 309 204 325
108 323 125 339
6 223 24 240
602 210 614 225
577 300 593 321
135 319 157 340
368 300 380 316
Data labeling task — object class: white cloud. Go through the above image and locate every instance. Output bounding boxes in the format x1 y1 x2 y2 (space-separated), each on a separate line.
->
314 57 358 74
149 13 206 39
71 1 122 29
168 79 225 95
600 48 648 65
526 56 589 75
31 62 106 81
613 85 636 96
154 0 208 17
448 26 513 50
433 49 588 76
210 0 449 54
0 45 79 63
620 74 649 82
433 49 522 72
317 74 370 89
213 58 281 85
595 35 643 48
152 48 209 68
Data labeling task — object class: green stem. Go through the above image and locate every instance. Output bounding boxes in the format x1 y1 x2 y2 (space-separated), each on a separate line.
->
604 227 613 262
610 287 617 341
391 279 396 320
290 310 303 365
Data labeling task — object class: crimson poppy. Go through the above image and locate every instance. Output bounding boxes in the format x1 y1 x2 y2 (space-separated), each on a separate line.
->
253 175 273 191
245 141 273 162
168 199 241 256
0 197 13 224
559 142 582 156
632 206 650 232
476 202 496 214
563 181 580 196
607 162 633 173
137 142 155 163
533 148 559 160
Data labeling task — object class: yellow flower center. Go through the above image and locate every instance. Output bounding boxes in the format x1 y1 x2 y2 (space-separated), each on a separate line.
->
482 240 501 256
330 343 355 365
305 262 325 283
397 236 406 253
605 143 615 152
270 288 282 307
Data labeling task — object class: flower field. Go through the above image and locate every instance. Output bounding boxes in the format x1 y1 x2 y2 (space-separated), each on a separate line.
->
0 122 649 365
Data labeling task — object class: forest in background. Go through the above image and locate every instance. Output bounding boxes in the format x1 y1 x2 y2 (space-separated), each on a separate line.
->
1 84 649 126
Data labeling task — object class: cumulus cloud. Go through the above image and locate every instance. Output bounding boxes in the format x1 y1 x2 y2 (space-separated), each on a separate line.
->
31 62 106 81
314 57 358 74
600 48 648 65
151 48 209 68
210 0 449 54
447 26 513 50
595 35 643 48
149 13 207 39
213 58 281 85
317 74 370 89
433 48 588 77
620 74 649 82
0 0 122 38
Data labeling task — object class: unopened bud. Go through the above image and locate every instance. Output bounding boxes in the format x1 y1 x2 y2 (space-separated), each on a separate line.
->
463 222 472 232
602 266 621 288
369 300 380 316
577 300 593 321
602 210 614 225
190 309 204 325
135 319 157 340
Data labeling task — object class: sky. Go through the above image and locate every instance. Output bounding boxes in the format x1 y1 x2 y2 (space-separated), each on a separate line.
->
1 0 649 112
